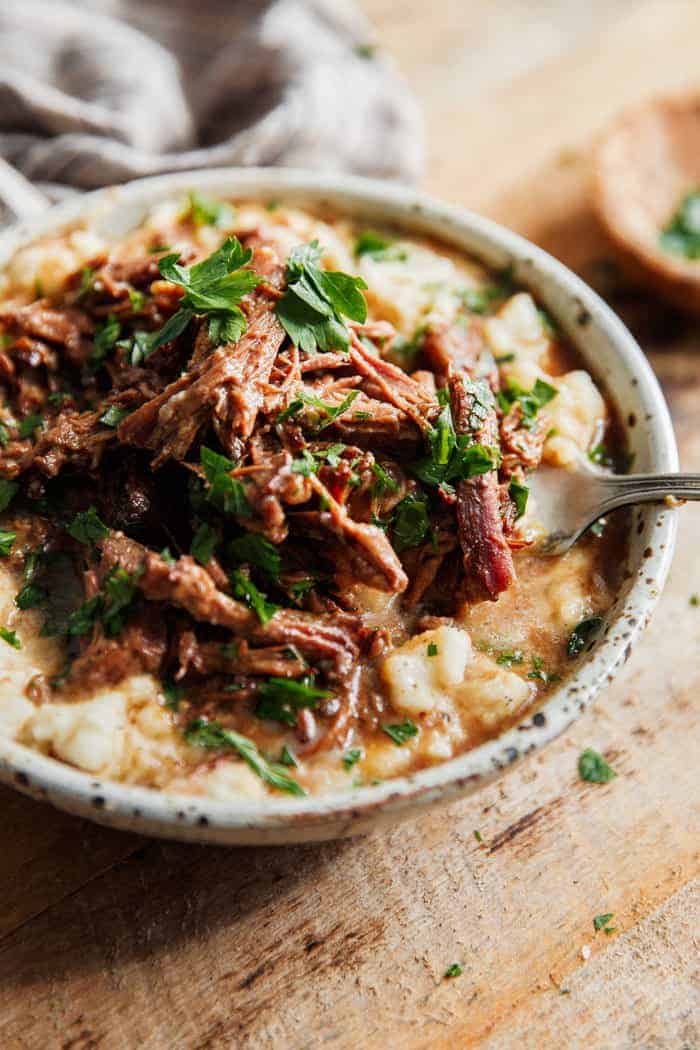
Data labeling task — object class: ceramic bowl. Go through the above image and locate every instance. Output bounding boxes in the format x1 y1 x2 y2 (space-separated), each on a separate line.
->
0 168 679 844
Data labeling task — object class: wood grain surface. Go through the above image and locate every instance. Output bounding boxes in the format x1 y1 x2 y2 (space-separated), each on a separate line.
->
1 2 699 1047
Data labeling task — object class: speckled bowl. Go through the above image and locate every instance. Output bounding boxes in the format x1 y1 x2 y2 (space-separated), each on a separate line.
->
0 169 679 844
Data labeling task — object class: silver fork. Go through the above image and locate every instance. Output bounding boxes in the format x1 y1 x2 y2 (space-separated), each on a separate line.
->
527 457 700 555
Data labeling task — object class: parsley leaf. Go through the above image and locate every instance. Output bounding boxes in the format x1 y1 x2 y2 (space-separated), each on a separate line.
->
578 748 617 784
509 479 529 519
343 747 364 769
0 529 15 556
275 241 368 353
278 745 298 768
90 314 121 369
593 912 615 932
18 414 43 440
15 582 46 609
354 230 407 262
184 191 235 229
151 238 261 351
66 506 109 546
659 189 700 259
184 718 306 796
162 679 183 711
444 963 463 979
66 566 140 639
0 626 20 649
588 443 614 468
411 384 500 487
371 461 399 496
190 522 218 566
0 479 18 513
256 676 331 726
99 405 130 428
227 533 281 579
567 616 603 657
230 569 278 624
200 446 251 517
278 388 360 430
382 719 419 745
392 492 431 552
497 377 557 428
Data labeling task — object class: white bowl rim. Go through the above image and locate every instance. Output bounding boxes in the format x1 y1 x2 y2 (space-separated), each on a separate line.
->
0 166 679 841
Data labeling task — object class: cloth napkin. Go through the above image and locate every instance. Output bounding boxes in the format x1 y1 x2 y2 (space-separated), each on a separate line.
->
0 0 423 205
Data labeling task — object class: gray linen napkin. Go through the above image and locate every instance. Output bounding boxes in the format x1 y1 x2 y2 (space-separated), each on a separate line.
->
0 0 423 205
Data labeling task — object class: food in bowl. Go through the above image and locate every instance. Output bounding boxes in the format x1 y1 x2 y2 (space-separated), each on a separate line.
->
0 193 627 799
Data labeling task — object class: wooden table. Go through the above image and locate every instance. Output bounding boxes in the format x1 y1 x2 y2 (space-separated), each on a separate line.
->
1 3 699 1047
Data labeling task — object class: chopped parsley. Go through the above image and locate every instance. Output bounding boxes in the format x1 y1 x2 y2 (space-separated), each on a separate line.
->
354 230 407 262
495 648 524 667
371 461 399 496
291 449 317 477
567 616 603 657
444 963 463 979
278 745 298 768
659 189 700 259
427 642 439 657
473 829 483 843
0 529 16 556
411 383 500 488
690 594 699 607
15 583 47 610
230 569 278 624
593 912 615 933
190 522 218 566
90 314 121 369
184 191 235 229
200 446 251 517
578 748 617 784
343 747 364 770
227 533 281 579
461 285 506 315
277 388 359 429
382 719 418 745
509 479 529 519
497 377 557 428
256 676 331 726
67 565 140 638
99 405 130 428
588 443 614 468
18 414 43 440
66 506 109 546
162 679 183 711
0 479 18 513
0 626 20 649
184 718 305 796
392 492 431 552
152 238 261 352
275 241 368 353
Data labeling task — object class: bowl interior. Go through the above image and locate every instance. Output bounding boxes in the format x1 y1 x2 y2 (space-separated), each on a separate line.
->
0 168 679 844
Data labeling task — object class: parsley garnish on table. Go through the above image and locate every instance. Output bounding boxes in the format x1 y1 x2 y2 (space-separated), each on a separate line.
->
578 748 617 784
152 237 261 352
593 912 616 934
184 718 305 796
275 241 368 353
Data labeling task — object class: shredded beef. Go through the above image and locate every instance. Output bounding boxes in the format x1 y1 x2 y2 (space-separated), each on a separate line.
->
450 373 515 598
0 219 544 751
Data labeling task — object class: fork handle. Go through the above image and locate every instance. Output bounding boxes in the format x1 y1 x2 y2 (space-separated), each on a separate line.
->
598 472 700 513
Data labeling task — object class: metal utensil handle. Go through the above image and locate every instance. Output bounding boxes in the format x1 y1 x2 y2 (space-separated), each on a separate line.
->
0 158 51 221
599 472 700 513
